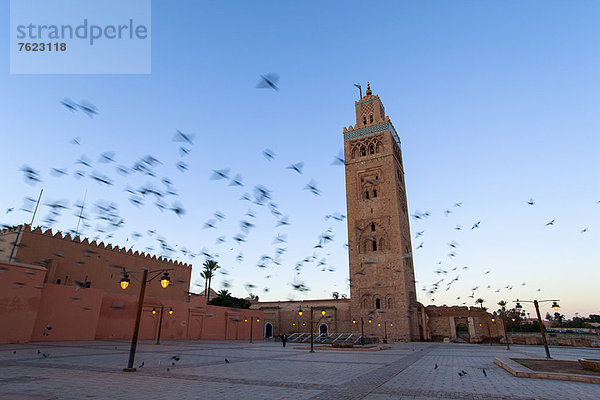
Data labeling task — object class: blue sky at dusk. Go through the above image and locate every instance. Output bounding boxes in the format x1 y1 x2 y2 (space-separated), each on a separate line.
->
1 1 598 318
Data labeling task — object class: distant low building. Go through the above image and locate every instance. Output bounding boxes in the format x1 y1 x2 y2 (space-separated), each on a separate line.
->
198 288 218 300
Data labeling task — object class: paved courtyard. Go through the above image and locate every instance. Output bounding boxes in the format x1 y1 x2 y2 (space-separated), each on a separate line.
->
0 340 599 400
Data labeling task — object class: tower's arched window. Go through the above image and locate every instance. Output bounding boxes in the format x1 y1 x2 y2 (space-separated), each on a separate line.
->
375 298 381 309
362 298 369 308
361 146 366 156
372 240 377 251
365 190 370 199
376 141 382 153
351 148 357 159
373 189 377 198
363 116 367 125
379 238 385 251
371 223 376 232
369 144 374 154
387 297 393 308
369 114 373 123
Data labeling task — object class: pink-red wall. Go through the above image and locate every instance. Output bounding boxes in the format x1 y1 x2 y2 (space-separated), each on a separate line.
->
0 261 263 344
31 283 103 341
0 263 45 343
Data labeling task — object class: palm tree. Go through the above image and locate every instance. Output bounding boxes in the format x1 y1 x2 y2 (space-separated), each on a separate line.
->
203 259 220 302
475 298 485 309
497 300 508 313
217 289 231 298
200 270 209 297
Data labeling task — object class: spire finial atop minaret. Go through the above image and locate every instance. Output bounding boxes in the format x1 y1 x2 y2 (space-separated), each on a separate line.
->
366 82 372 96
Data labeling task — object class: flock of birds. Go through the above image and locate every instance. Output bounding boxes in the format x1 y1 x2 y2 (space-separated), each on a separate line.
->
411 193 597 309
2 73 598 315
2 73 355 303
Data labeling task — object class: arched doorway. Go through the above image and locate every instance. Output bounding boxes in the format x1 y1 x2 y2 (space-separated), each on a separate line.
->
455 323 470 343
264 322 273 338
319 323 328 336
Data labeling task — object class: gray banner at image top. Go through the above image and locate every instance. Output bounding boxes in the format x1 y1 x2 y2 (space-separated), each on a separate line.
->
10 0 151 74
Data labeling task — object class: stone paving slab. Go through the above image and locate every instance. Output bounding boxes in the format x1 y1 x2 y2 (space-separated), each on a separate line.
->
307 346 435 400
169 358 381 385
381 347 600 399
494 357 600 384
1 340 600 399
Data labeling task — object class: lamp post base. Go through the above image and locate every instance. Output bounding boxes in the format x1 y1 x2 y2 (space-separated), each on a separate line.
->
122 368 137 372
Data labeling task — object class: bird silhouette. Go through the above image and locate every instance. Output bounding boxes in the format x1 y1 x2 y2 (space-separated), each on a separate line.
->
61 98 78 112
76 101 98 117
256 73 279 91
173 130 195 145
304 180 320 196
286 162 304 174
331 150 345 166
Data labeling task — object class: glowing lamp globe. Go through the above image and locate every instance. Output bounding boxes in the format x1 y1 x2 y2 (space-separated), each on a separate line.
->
160 272 170 289
120 275 130 290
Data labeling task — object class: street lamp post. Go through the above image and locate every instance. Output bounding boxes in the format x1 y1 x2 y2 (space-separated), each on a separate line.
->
309 307 326 353
298 306 303 336
515 299 560 359
352 317 366 345
154 306 163 344
244 316 259 343
500 312 510 350
121 267 174 372
153 306 174 345
383 321 392 343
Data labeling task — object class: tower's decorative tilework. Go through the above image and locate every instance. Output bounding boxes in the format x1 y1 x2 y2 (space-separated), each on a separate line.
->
356 97 384 109
344 122 401 147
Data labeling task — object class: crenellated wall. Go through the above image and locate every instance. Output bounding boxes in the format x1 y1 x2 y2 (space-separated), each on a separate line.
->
0 224 191 302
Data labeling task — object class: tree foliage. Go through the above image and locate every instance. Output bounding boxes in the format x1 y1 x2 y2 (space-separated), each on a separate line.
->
208 290 252 309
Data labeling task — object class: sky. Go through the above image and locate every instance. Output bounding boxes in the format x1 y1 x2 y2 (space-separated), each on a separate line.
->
1 1 599 319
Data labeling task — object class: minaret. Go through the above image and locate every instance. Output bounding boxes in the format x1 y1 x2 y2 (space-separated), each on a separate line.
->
344 83 418 341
